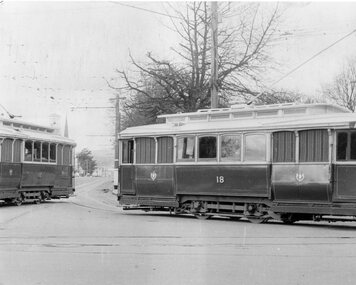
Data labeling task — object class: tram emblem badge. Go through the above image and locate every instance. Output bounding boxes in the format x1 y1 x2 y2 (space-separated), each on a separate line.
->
295 173 305 182
150 170 157 181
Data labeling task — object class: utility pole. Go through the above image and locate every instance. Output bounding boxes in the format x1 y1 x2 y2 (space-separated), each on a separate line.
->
113 92 122 191
210 1 219 108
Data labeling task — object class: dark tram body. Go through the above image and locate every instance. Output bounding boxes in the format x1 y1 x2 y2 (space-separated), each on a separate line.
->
117 103 356 223
0 118 75 205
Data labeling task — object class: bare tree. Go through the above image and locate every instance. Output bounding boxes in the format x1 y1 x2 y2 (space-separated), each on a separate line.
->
115 2 282 126
323 58 356 112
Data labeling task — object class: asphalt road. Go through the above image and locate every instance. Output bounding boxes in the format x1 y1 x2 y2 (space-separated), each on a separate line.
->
1 177 356 285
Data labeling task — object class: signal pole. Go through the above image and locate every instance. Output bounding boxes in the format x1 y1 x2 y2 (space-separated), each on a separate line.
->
210 1 218 108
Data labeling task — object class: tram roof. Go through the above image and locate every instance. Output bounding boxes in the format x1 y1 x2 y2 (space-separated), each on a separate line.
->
0 118 76 145
120 103 356 138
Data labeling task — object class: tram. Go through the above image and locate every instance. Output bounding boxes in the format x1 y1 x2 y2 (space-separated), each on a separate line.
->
0 117 75 205
117 103 356 223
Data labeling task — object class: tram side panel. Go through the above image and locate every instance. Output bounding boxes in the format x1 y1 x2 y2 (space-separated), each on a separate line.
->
333 164 356 202
53 165 74 197
135 165 175 197
272 163 331 202
176 164 270 198
21 163 56 188
21 164 74 197
0 162 21 199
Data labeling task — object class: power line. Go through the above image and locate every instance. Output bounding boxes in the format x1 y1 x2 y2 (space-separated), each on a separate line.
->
248 28 356 104
271 28 356 87
110 2 180 20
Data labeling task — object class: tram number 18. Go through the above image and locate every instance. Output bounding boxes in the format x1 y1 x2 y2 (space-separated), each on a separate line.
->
216 176 225 184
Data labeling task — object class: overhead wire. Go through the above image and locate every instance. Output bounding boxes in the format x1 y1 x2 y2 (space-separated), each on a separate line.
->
110 2 180 20
248 28 356 104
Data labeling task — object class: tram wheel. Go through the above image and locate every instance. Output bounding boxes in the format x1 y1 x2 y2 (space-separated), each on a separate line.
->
247 216 268 224
281 214 297 224
229 216 242 221
194 213 212 220
13 197 23 206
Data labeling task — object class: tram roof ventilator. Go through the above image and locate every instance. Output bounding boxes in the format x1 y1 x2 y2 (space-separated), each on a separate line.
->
158 103 349 126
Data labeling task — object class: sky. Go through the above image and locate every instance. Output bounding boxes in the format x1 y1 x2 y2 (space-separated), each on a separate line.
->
1 1 356 159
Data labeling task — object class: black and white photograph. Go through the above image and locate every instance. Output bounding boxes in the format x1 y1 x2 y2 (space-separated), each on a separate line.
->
1 1 356 284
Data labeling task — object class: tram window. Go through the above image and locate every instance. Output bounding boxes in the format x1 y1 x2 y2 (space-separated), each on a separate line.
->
121 139 134 164
24 141 33 161
1 138 13 162
337 132 348 160
244 134 266 161
50 144 56 163
34 141 41 162
299 129 328 162
199 136 217 160
221 135 241 161
42 142 49 162
57 144 63 165
336 131 356 161
273 131 295 162
177 137 195 161
136 137 155 164
13 139 22 162
157 137 173 163
63 145 71 165
351 132 356 160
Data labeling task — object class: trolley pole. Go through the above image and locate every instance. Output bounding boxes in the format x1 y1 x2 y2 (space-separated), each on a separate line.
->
210 1 219 109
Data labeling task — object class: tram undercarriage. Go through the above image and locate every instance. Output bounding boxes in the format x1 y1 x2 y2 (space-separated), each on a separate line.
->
119 195 356 224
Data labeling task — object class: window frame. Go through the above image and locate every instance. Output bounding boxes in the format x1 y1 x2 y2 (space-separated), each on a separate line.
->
219 133 242 164
243 133 268 163
120 139 135 165
135 137 156 165
335 130 356 164
23 139 61 164
157 136 174 164
272 131 297 164
197 135 218 163
298 129 329 163
176 135 196 163
0 137 14 163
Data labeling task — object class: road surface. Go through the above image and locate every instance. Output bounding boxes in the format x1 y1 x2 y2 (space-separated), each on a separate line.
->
1 177 356 285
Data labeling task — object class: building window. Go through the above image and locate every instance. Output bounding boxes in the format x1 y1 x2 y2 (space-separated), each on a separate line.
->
177 137 195 161
244 134 266 161
157 137 173 163
198 136 217 160
299 129 328 162
136 137 155 164
336 131 356 161
121 139 134 164
221 134 241 162
273 131 296 162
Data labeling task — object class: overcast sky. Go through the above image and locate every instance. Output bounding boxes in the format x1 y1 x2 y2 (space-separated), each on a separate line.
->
1 1 356 155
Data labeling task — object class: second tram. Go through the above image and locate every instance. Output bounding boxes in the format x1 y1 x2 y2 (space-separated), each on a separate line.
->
0 117 75 205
